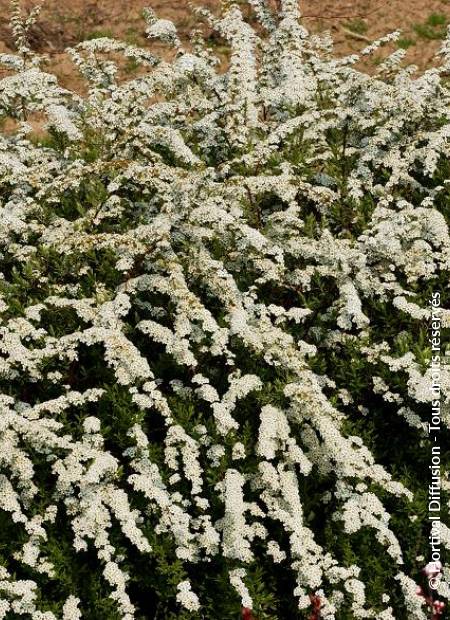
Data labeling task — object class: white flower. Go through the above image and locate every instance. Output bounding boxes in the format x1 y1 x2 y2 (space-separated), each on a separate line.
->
176 580 200 612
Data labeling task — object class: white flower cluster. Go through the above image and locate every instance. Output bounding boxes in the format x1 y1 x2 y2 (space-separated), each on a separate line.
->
176 580 200 612
0 0 448 617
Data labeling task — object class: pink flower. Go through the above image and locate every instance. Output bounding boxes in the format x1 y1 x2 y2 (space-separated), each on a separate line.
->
423 561 442 578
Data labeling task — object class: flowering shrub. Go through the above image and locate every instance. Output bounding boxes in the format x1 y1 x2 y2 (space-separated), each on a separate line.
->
0 0 449 618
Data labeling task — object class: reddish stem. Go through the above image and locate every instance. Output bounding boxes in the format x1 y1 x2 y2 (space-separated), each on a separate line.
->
308 593 322 620
241 607 256 620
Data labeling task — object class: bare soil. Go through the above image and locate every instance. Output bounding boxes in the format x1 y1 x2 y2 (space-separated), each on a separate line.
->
0 0 449 92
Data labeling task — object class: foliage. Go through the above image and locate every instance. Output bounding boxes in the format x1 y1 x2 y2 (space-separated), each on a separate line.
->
0 0 449 618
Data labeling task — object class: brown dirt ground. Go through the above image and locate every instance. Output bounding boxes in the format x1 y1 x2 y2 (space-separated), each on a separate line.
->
0 0 449 93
